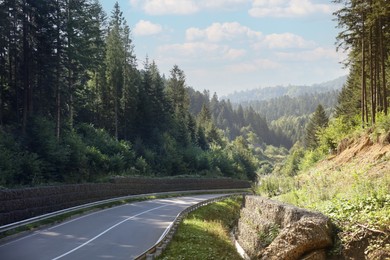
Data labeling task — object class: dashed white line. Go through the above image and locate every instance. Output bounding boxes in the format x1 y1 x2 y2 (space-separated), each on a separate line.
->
51 204 170 260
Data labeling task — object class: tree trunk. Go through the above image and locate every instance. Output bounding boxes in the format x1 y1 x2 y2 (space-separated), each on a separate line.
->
55 0 61 140
22 0 29 135
369 25 375 124
379 19 388 115
115 82 118 140
69 69 73 129
362 17 367 127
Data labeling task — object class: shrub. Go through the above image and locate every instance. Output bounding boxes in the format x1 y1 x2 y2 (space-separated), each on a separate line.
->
256 175 295 197
25 116 70 181
0 128 44 186
371 112 390 144
298 149 323 171
318 115 360 153
135 156 151 175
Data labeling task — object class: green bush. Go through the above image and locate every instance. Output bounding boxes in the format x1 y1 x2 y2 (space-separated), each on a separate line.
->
0 128 44 186
280 145 304 176
25 116 71 181
370 112 390 143
135 156 151 175
256 175 295 197
209 145 235 178
298 149 323 171
85 146 109 175
318 115 360 153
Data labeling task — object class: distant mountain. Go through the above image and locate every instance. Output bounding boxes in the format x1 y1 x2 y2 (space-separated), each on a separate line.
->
224 76 347 103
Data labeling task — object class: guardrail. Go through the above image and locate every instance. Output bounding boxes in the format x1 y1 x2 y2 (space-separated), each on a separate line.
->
0 189 249 235
134 192 247 260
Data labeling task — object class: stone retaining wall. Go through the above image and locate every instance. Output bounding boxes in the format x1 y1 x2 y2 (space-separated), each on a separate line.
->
0 178 250 226
236 195 333 260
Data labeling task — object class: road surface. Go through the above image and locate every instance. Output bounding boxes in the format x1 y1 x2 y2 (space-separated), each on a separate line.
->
0 194 225 259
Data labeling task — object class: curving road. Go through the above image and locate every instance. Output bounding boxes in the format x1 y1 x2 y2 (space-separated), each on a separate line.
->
0 194 225 260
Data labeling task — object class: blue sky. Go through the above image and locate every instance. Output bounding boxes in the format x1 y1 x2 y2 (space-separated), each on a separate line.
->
100 0 347 96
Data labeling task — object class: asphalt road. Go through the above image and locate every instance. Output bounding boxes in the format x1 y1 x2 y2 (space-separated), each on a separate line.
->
0 194 225 260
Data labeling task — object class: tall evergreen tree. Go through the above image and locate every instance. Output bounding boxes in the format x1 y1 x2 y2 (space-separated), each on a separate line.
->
305 104 329 149
105 2 125 139
334 0 390 125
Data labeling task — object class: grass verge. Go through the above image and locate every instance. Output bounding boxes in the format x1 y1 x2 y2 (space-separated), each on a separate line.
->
157 196 243 260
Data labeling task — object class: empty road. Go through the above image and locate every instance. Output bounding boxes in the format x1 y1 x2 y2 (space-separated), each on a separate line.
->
0 194 225 259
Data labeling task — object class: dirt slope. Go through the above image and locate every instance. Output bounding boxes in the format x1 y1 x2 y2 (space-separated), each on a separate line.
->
318 134 390 259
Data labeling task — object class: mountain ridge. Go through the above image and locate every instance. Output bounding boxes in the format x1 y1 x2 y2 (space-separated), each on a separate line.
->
224 75 347 103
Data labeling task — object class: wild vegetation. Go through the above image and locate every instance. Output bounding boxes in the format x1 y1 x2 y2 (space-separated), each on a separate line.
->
255 0 390 257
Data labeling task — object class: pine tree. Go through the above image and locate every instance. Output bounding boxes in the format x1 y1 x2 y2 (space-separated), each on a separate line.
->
105 2 125 139
334 0 390 125
305 104 329 149
166 65 189 113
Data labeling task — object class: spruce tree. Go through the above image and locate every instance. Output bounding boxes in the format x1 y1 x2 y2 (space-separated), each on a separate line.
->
305 104 329 149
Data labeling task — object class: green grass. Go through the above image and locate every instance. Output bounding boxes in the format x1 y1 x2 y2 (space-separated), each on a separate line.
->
158 197 243 260
273 161 390 257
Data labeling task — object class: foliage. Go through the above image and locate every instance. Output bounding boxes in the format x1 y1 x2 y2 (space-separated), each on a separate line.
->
279 144 305 176
158 197 243 260
0 1 265 186
0 129 43 186
273 149 390 257
255 175 295 197
317 115 360 153
258 223 281 247
188 89 292 148
305 104 329 149
370 112 390 143
334 0 390 126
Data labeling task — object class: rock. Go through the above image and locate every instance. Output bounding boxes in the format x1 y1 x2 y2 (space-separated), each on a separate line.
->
236 195 333 260
301 250 327 260
258 216 332 260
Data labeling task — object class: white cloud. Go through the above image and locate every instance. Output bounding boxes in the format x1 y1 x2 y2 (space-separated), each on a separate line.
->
158 42 220 58
201 0 250 10
225 49 247 59
259 33 316 49
136 0 199 15
134 20 163 36
249 0 333 18
130 0 250 15
275 47 341 61
157 42 246 61
186 22 262 42
227 59 281 73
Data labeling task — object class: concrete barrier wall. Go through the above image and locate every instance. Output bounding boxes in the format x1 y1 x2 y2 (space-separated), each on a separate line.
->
0 178 250 226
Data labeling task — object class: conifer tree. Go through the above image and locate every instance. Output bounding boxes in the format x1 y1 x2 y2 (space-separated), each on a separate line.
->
305 104 329 149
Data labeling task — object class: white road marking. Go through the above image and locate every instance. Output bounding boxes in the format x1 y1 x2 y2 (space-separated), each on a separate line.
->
0 203 131 248
51 204 170 260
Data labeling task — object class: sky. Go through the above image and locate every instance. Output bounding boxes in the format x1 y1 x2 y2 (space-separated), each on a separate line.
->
100 0 348 96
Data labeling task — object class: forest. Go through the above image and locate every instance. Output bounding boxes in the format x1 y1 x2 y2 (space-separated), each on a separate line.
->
1 0 389 192
0 0 293 187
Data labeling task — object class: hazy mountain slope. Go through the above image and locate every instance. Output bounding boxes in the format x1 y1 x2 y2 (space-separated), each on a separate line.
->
224 76 347 103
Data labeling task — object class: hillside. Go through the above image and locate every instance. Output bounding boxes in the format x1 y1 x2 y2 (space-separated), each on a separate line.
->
261 131 390 259
224 76 347 103
223 77 345 147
